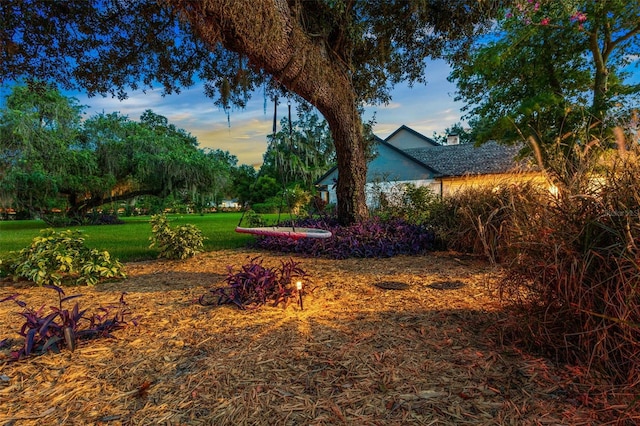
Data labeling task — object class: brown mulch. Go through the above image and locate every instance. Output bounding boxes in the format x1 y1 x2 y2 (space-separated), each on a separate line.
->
0 249 634 425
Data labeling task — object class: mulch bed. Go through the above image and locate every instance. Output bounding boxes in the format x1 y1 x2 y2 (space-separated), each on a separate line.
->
0 249 634 425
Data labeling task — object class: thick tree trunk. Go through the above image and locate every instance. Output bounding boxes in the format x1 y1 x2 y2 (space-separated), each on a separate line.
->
168 0 369 224
320 101 369 225
63 189 162 218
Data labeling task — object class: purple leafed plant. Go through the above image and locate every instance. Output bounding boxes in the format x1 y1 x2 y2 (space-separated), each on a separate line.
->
199 257 309 310
251 217 437 259
0 285 136 360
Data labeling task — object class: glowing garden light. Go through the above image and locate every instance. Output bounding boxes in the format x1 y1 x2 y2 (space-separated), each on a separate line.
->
296 281 303 310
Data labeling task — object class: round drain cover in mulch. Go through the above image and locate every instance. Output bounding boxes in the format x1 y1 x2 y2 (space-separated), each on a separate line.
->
374 281 410 290
427 280 465 290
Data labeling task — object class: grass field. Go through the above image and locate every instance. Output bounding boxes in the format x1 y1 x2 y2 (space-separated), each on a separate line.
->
0 213 278 262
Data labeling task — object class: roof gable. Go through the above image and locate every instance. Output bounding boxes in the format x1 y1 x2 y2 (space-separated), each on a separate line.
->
369 139 440 179
385 125 439 150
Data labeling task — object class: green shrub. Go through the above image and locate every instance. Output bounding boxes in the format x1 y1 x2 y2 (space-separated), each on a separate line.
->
149 214 204 259
0 253 19 279
284 184 312 216
371 182 441 225
8 229 126 286
368 179 406 220
239 209 266 228
251 200 282 214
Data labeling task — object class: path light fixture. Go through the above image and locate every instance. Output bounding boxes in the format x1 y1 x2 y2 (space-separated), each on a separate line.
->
296 281 303 310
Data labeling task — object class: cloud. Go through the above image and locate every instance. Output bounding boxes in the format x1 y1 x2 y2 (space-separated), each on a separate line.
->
190 116 272 165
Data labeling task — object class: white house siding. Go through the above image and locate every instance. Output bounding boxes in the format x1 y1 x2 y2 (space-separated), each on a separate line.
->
219 200 240 209
366 179 436 208
319 179 436 209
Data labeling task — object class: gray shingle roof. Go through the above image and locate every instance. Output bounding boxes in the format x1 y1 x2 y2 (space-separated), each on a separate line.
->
403 141 528 177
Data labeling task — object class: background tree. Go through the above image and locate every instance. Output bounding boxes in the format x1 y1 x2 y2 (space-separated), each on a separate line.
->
231 164 258 207
0 84 225 221
1 0 499 224
203 149 238 209
450 0 639 154
0 81 94 217
83 111 223 216
262 106 335 191
251 176 281 206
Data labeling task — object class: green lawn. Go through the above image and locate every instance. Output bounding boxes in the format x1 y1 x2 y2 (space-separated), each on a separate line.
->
0 213 277 262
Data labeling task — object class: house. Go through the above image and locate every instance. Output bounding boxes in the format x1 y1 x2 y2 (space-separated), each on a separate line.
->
219 199 241 209
315 125 543 206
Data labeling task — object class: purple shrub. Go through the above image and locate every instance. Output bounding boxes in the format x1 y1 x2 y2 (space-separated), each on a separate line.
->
251 217 436 259
200 257 309 310
1 285 135 360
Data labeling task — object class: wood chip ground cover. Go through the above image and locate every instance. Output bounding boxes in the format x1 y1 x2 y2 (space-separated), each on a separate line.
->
0 250 633 425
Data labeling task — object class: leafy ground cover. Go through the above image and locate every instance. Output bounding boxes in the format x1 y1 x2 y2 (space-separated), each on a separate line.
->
1 249 636 425
251 217 439 258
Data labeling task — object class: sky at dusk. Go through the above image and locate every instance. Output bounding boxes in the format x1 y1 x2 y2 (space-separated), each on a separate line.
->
69 59 463 167
3 57 637 168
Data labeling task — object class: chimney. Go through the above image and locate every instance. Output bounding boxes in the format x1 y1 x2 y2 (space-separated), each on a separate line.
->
446 134 460 145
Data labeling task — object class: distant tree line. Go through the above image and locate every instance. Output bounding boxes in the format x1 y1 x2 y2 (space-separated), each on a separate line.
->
0 81 254 223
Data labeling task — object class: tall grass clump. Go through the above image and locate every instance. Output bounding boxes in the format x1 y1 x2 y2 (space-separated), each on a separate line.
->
498 132 640 391
427 178 543 265
428 126 639 400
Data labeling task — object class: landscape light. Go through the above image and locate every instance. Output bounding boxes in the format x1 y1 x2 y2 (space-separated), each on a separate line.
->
296 281 303 310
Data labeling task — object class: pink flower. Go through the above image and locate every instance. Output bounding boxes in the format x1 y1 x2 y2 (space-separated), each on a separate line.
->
540 17 550 25
570 11 587 23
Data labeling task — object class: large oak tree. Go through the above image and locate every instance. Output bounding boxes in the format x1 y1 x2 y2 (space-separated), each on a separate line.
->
1 0 499 224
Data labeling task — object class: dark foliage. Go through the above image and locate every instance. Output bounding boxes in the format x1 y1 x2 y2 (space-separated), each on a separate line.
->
251 217 437 259
1 285 135 360
42 212 125 227
85 213 126 225
200 257 308 310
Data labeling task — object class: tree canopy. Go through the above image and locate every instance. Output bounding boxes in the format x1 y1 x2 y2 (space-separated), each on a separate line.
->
450 0 639 151
0 83 234 221
1 0 500 224
432 123 474 145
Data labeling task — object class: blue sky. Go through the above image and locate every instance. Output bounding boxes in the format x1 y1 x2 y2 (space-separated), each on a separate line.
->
6 56 637 167
70 59 463 167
